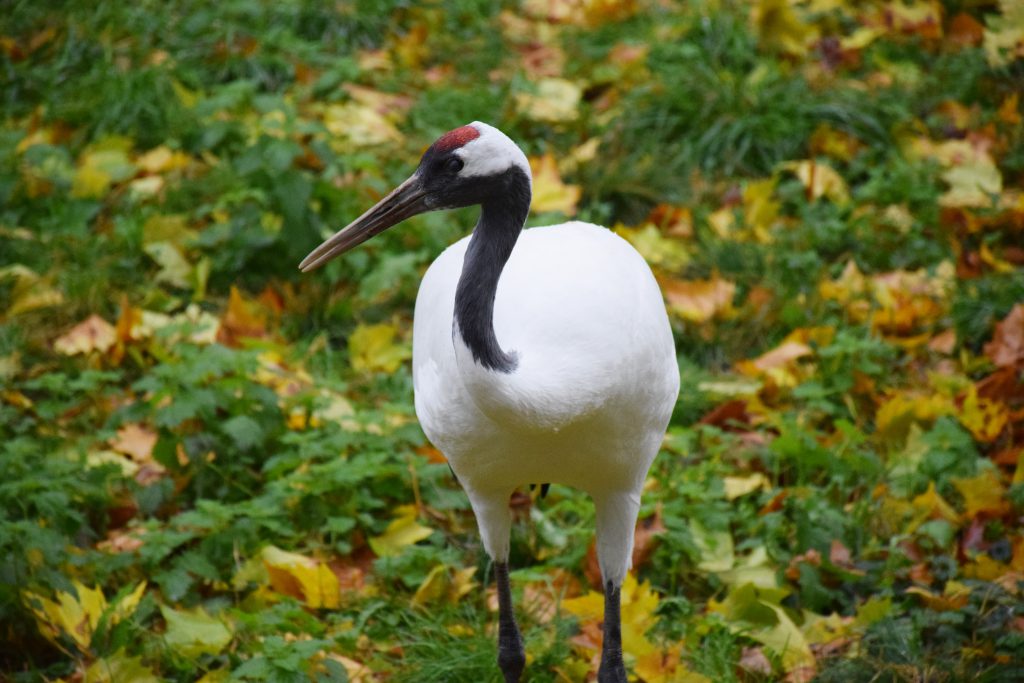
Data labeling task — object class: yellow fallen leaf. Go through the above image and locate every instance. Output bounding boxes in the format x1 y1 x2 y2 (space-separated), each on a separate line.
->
324 102 402 147
781 160 849 204
368 505 433 557
724 473 770 500
530 152 581 215
909 482 960 531
660 275 736 324
83 649 159 683
690 520 735 572
563 573 661 659
24 580 146 650
515 77 582 123
957 386 1009 443
742 178 780 242
137 146 190 174
0 264 64 318
261 546 340 608
940 159 1002 208
349 323 412 373
983 0 1024 67
71 136 136 199
411 564 478 608
54 315 117 355
750 0 817 56
616 224 691 272
952 470 1010 518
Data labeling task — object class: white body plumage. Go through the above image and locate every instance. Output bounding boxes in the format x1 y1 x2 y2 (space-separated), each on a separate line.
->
413 221 679 583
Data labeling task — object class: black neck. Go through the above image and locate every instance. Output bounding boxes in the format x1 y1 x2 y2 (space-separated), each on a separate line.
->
453 167 531 373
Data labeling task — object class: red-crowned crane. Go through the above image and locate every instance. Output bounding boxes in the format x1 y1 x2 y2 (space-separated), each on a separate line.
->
300 122 679 682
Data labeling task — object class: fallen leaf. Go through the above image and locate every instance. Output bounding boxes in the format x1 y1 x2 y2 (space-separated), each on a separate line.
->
515 77 582 122
781 160 849 204
348 323 412 373
0 264 64 318
750 0 816 56
24 581 145 650
54 315 117 356
952 470 1010 518
529 152 581 214
83 649 159 683
724 473 770 500
110 423 158 462
617 225 691 271
660 275 736 323
368 505 433 557
984 304 1024 368
261 546 341 608
218 286 269 347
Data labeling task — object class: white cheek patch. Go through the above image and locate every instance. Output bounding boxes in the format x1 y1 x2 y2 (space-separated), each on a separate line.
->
456 122 531 186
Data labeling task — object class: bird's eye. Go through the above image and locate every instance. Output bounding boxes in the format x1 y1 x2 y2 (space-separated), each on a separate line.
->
445 157 464 173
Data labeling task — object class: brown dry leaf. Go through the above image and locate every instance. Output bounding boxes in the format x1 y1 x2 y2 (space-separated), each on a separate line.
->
948 12 985 47
529 153 581 214
660 275 736 323
54 315 117 356
110 424 158 463
646 204 693 239
984 304 1024 368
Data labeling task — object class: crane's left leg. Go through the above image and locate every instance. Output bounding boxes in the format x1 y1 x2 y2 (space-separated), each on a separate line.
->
593 490 641 683
466 489 525 682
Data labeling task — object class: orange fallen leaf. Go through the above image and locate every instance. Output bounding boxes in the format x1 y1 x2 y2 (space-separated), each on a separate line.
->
660 275 736 323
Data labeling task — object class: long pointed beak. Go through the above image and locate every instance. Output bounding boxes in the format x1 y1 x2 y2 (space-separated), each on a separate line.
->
299 174 429 272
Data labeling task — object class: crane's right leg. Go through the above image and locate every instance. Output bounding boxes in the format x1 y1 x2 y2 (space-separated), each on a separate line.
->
466 489 524 683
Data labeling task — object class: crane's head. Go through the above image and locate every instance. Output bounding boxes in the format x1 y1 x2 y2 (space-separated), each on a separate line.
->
299 122 531 272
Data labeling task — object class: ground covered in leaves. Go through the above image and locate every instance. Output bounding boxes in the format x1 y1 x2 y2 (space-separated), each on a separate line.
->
2 1 1024 681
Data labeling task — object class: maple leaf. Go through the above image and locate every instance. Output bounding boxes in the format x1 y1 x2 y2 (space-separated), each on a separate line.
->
659 275 736 324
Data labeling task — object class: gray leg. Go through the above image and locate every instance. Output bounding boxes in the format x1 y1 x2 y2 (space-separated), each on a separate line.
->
495 561 525 682
597 580 627 682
